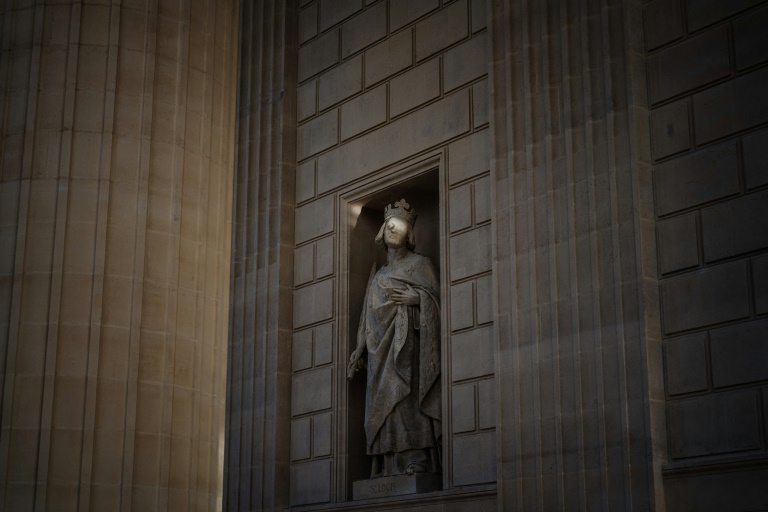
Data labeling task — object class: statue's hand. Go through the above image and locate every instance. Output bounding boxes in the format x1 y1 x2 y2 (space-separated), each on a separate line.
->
347 351 365 380
390 284 420 306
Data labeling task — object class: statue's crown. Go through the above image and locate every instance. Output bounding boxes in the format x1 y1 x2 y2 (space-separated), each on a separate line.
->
384 198 417 226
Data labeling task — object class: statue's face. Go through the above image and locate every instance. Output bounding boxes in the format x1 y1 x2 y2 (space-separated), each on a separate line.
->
383 217 410 249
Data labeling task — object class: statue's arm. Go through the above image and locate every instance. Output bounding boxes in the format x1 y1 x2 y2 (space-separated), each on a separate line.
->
347 263 376 380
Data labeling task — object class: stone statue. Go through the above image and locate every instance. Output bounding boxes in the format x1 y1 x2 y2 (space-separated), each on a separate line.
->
347 199 441 479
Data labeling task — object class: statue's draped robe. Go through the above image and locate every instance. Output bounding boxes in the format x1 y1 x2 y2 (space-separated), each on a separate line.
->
357 252 441 457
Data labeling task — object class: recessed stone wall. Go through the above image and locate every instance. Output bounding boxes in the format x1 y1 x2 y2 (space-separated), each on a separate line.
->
289 0 493 506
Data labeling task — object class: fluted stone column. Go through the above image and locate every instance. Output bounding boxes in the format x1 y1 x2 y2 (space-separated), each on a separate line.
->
489 0 665 509
223 1 297 511
0 1 238 510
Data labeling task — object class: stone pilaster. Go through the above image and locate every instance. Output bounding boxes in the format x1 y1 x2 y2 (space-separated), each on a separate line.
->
223 1 297 510
0 1 238 510
488 0 665 509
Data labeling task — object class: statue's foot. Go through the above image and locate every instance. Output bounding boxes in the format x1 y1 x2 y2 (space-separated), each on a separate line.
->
405 462 426 475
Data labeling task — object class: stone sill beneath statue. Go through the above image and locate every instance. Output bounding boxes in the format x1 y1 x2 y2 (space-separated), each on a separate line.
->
290 483 497 511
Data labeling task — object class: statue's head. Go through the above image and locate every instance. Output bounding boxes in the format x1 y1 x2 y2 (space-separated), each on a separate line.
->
375 199 417 251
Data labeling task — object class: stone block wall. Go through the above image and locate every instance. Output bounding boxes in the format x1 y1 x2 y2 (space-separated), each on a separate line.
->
645 0 768 508
289 0 494 506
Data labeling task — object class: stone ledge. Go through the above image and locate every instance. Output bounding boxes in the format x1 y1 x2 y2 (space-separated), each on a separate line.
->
290 483 496 511
353 473 441 500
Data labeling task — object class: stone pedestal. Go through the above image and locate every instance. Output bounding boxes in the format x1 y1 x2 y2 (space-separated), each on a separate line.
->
353 474 442 500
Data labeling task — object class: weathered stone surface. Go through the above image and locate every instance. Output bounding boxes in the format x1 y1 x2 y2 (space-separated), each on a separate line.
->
318 55 362 110
668 390 761 458
477 378 495 429
293 279 334 329
452 432 496 486
475 274 493 325
295 194 335 245
450 280 474 331
294 243 314 285
290 459 332 506
313 412 332 457
28 0 768 509
474 175 491 223
448 129 490 185
451 325 494 381
298 29 339 82
661 261 750 334
341 1 386 58
297 109 338 161
352 473 441 500
471 0 487 33
650 99 690 160
291 417 311 461
297 80 316 122
449 184 472 233
686 0 764 31
701 190 768 262
693 66 768 144
4 0 239 508
710 319 768 388
299 3 318 44
296 159 316 203
743 127 768 190
314 321 334 366
341 85 386 140
320 0 362 31
665 467 768 512
390 58 440 117
664 333 708 395
390 0 439 31
317 90 470 194
648 26 729 104
232 0 768 509
644 0 683 50
364 28 412 86
315 235 335 279
291 366 333 416
292 329 313 372
415 0 468 61
443 33 487 92
452 382 476 433
449 224 491 281
734 6 768 70
653 141 739 216
657 212 699 274
472 78 489 127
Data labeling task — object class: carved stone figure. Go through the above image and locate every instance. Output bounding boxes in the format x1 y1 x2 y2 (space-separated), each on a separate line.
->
348 199 441 478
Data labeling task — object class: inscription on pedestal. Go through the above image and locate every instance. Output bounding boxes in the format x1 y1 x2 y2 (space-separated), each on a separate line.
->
352 473 442 500
369 481 396 494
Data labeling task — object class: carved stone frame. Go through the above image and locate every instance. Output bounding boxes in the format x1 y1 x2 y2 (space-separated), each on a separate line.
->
334 151 449 501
